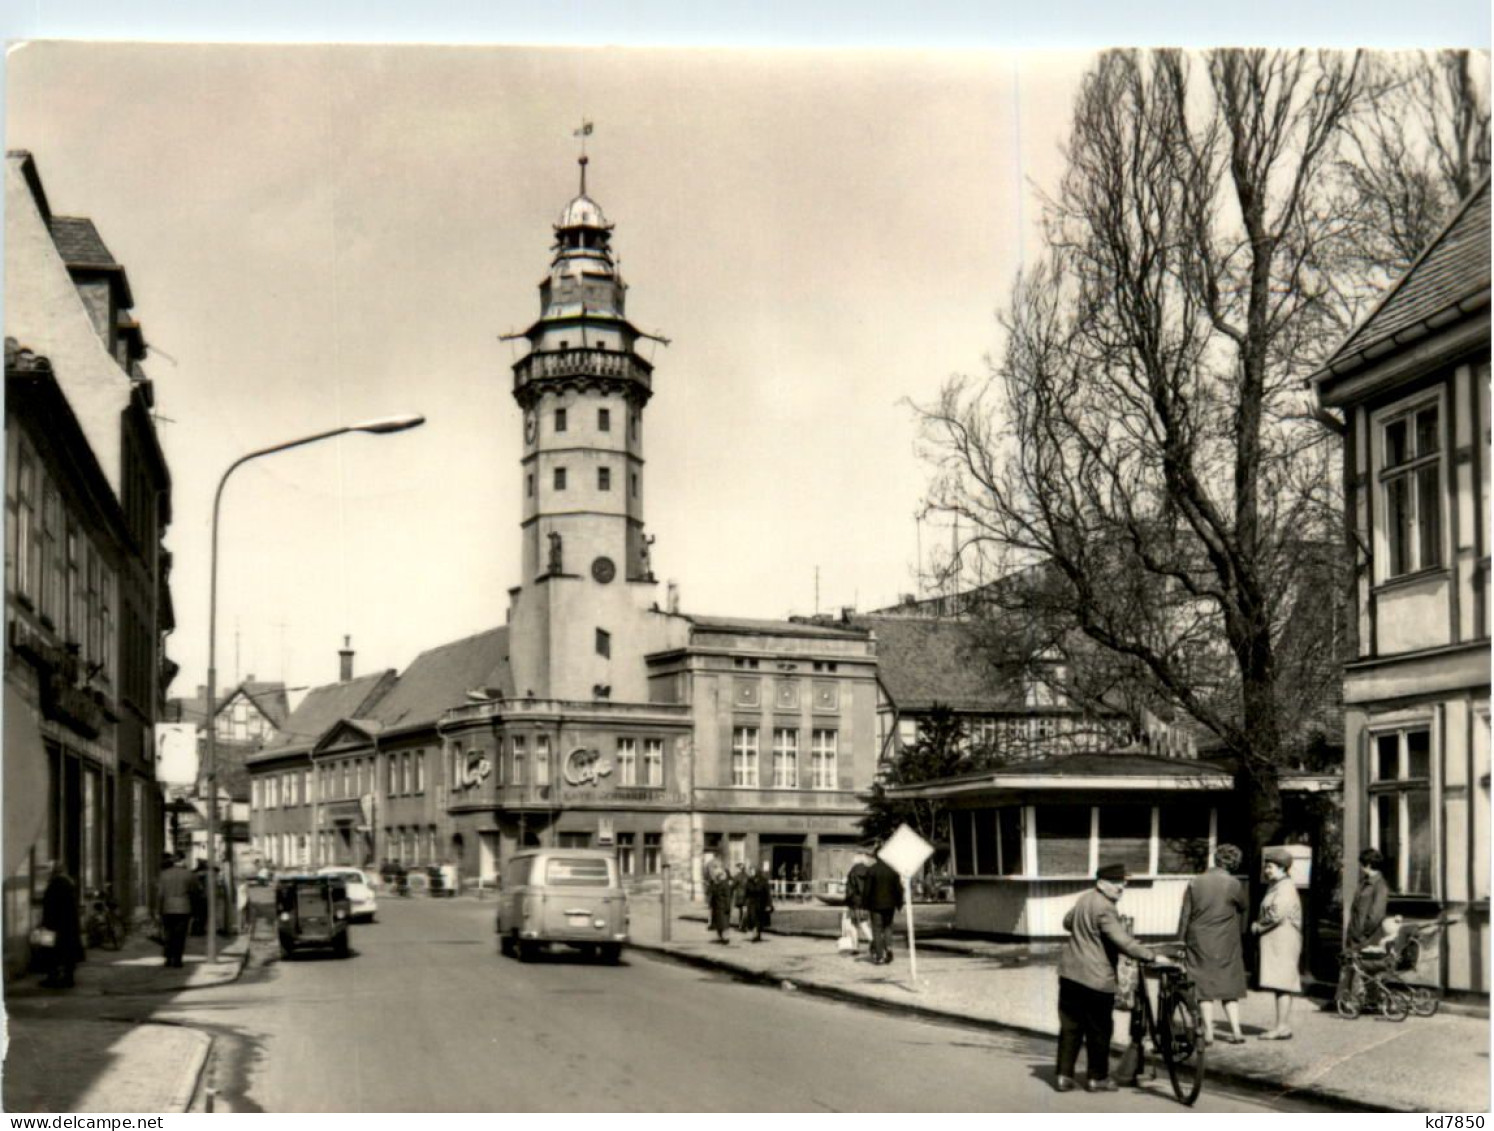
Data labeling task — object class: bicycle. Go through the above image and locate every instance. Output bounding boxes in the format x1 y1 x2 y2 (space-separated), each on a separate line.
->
1117 942 1206 1106
83 886 125 951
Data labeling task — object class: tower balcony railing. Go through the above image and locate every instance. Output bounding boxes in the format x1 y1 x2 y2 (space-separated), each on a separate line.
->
513 347 653 395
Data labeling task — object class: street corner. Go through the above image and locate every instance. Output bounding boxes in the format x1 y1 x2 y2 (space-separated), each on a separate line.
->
2 1016 212 1114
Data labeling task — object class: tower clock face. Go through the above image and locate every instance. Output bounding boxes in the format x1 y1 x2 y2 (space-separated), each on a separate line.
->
591 556 616 584
523 411 537 444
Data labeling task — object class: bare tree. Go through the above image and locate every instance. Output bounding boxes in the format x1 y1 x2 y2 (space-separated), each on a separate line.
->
918 50 1375 857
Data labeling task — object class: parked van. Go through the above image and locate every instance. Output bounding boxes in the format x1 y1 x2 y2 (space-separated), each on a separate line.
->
496 848 628 963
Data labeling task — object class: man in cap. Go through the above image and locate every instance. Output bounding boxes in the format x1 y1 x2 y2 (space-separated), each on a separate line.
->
1055 861 1162 1093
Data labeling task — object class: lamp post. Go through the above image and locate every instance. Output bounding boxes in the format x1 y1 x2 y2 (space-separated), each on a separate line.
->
204 414 424 961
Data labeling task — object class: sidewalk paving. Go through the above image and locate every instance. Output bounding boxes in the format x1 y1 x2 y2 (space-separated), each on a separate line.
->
3 928 251 1113
627 899 1490 1113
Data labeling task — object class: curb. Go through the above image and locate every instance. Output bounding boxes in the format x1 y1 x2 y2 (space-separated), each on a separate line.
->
627 938 1393 1113
166 1027 215 1113
100 939 252 996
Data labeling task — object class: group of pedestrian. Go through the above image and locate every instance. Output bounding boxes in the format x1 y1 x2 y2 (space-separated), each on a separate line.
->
705 860 773 944
1055 843 1394 1092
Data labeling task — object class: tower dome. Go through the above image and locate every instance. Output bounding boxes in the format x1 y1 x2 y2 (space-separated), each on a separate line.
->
556 192 610 231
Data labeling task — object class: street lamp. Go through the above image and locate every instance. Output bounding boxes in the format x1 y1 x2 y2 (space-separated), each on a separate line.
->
203 414 424 961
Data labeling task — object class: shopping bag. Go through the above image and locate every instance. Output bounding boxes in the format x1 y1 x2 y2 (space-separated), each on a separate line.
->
1115 954 1139 1011
857 916 873 944
837 912 858 953
29 927 56 949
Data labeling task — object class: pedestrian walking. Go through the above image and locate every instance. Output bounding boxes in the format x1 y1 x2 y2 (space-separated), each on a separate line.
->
1252 847 1302 1040
1054 862 1160 1093
39 865 83 989
843 849 871 956
1180 843 1248 1045
730 862 749 930
743 862 773 942
705 862 733 944
861 848 903 965
158 854 199 968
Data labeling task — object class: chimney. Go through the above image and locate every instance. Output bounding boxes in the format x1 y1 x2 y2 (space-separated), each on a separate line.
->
339 636 354 682
666 580 680 615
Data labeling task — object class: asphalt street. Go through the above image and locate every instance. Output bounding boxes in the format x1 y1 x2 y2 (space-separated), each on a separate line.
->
134 897 1337 1113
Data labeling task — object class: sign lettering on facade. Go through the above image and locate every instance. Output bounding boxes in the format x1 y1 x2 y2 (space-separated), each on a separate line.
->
563 746 612 787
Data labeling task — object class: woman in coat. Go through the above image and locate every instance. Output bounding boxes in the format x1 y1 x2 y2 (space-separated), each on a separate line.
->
705 863 733 944
743 862 773 942
1180 843 1248 1045
1252 847 1303 1040
40 865 84 989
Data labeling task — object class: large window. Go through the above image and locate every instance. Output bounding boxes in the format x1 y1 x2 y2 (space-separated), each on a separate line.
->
1099 806 1152 876
1158 805 1212 874
617 738 637 786
731 727 759 787
1370 725 1435 896
1380 399 1443 578
1036 806 1093 876
512 736 526 786
772 728 799 788
643 738 663 787
811 729 837 790
617 832 635 875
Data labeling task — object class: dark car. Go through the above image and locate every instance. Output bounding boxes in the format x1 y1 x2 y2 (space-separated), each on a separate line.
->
275 874 351 958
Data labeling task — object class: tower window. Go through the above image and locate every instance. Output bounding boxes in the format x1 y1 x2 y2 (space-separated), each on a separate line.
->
599 408 611 432
526 473 534 498
596 628 611 658
554 467 567 491
559 340 569 350
630 473 638 497
630 412 639 439
555 408 568 433
598 467 611 491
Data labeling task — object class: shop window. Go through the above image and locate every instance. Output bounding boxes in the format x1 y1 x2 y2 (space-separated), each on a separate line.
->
953 810 975 875
643 833 662 874
1035 806 1092 877
1379 398 1443 578
973 810 999 875
1158 805 1212 874
1099 806 1152 875
731 727 759 787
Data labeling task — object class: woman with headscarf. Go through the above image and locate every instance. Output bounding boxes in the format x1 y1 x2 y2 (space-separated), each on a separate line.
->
1180 843 1248 1045
1252 846 1303 1040
705 861 733 945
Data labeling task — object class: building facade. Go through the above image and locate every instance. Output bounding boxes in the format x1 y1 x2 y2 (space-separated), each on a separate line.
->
4 152 173 975
247 156 878 893
1314 177 1491 994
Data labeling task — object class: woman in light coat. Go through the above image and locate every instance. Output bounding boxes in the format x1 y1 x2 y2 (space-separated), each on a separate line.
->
1251 847 1302 1040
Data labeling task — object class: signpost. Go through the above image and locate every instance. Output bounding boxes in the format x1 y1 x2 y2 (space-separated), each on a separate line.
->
877 824 935 987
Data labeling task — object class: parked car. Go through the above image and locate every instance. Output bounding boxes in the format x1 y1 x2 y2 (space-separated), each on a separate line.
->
318 867 377 922
275 874 351 958
496 848 628 963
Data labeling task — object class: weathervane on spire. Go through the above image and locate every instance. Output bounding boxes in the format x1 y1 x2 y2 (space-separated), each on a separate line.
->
573 119 594 194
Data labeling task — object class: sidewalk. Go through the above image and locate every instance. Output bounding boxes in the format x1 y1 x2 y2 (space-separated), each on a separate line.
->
3 928 251 1113
627 899 1490 1113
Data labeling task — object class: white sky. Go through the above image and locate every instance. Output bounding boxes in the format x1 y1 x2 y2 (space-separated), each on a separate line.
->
3 6 1487 702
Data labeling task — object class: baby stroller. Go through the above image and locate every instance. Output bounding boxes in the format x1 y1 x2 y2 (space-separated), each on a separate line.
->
1335 916 1448 1020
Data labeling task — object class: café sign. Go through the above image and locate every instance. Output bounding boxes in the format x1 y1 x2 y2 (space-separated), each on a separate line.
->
564 747 612 787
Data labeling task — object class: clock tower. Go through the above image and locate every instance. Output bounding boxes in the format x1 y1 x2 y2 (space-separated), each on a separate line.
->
505 153 683 700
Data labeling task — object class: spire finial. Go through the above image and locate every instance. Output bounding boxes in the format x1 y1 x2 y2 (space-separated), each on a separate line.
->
573 119 594 195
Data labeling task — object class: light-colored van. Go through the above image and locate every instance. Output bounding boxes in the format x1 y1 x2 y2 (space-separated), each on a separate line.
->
496 848 628 963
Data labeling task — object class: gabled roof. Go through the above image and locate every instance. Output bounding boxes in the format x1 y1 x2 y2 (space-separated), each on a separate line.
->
255 670 397 757
853 613 1023 712
313 718 385 754
369 627 512 734
220 680 291 728
1316 176 1491 385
